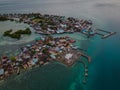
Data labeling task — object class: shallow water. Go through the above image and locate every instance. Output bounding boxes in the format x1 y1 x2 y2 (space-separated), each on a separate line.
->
0 21 40 45
0 0 120 90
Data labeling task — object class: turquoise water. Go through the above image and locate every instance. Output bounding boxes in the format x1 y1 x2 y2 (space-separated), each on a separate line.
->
0 0 120 90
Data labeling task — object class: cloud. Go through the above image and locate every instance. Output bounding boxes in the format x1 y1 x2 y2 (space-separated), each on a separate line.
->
94 3 119 7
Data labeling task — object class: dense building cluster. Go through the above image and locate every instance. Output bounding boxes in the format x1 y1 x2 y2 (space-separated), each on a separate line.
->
1 13 95 36
0 36 86 80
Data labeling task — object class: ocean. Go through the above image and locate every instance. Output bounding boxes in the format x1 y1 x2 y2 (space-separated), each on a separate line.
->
0 0 120 90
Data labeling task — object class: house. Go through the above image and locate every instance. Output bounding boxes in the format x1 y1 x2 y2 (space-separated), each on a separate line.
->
60 24 67 28
65 53 73 60
50 54 56 59
2 56 8 62
31 58 38 65
56 29 64 34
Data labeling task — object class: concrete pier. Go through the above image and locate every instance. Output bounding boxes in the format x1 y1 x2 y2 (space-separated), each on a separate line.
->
97 29 111 33
96 29 116 39
77 60 89 84
102 32 116 39
96 32 104 36
81 53 91 63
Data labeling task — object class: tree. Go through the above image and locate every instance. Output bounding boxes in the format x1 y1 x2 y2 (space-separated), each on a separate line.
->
42 48 49 54
0 16 9 21
10 56 16 62
10 33 21 39
3 28 31 39
3 29 12 36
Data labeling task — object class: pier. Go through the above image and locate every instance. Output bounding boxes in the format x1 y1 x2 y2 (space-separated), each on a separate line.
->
80 53 91 63
96 32 104 36
102 32 116 39
96 29 116 39
97 29 111 33
77 52 91 84
77 60 89 84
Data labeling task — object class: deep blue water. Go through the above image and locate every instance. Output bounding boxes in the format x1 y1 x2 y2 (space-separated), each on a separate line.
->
0 0 120 90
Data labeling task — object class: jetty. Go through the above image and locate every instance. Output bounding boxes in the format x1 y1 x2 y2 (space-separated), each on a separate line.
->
96 32 104 36
97 29 111 33
102 32 116 39
77 60 89 84
80 53 91 63
96 29 116 39
76 52 91 84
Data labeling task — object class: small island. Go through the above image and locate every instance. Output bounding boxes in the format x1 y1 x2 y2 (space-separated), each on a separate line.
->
1 13 94 41
0 36 91 80
3 28 32 39
0 13 116 39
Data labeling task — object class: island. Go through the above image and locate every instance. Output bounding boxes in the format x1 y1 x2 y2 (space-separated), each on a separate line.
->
3 28 31 39
0 36 91 81
1 13 116 39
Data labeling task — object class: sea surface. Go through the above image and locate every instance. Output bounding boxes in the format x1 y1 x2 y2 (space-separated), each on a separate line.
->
0 0 120 90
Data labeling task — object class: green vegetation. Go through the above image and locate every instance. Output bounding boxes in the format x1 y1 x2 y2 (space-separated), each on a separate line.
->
10 33 21 39
32 17 56 30
15 28 31 35
0 16 9 21
31 50 36 56
40 24 47 30
10 56 16 61
46 20 56 26
3 28 31 39
9 19 14 22
3 29 12 36
42 48 49 54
